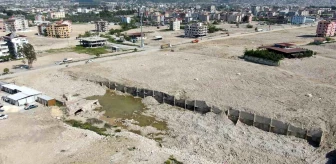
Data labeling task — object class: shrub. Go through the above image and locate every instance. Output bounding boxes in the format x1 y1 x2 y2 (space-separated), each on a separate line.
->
87 118 104 124
3 68 9 74
244 49 284 62
134 48 138 52
246 24 253 28
104 123 112 129
164 155 183 164
115 129 121 132
65 119 107 136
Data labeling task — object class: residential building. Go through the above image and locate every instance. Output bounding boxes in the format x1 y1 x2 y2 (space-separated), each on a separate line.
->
0 38 9 58
48 11 65 19
4 15 29 32
95 20 108 32
291 16 315 24
45 20 72 38
227 13 242 23
316 20 336 37
210 5 216 13
199 13 210 22
34 13 48 25
0 19 4 31
121 16 131 24
3 32 29 59
251 6 260 16
37 22 51 36
170 19 180 31
184 23 207 38
299 10 310 16
79 37 107 47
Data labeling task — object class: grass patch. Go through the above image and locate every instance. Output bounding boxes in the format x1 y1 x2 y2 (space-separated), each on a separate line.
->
164 155 183 164
45 48 72 53
65 119 107 136
87 118 104 124
73 46 109 56
244 49 284 62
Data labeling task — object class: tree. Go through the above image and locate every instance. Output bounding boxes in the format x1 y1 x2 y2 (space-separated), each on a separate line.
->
19 43 37 68
3 68 9 74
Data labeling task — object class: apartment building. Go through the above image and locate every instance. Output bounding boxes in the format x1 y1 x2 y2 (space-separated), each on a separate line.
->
291 16 315 24
0 38 9 58
3 32 28 59
4 15 29 32
316 20 336 37
299 10 310 16
95 20 108 32
121 16 131 24
34 13 47 25
44 20 72 38
37 22 51 36
49 11 65 19
170 19 180 31
0 19 4 32
199 13 210 22
184 23 207 38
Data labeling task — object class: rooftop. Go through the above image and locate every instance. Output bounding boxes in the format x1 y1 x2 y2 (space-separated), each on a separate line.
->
7 92 29 101
37 94 54 101
80 37 107 42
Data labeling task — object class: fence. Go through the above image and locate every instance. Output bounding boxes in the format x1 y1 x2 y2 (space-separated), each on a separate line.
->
92 79 323 146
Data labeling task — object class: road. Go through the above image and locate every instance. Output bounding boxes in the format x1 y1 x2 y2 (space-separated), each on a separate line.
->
0 24 315 80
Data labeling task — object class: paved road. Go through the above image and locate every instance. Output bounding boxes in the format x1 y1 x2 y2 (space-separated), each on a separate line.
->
0 24 314 80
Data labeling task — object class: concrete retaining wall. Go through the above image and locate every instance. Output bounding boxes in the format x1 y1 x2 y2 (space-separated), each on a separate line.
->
96 80 323 146
244 55 280 66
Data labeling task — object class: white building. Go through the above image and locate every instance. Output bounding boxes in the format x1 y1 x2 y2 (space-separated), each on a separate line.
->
3 32 28 59
291 16 315 25
170 19 180 31
48 11 65 19
199 13 210 22
184 23 208 38
77 8 82 13
121 16 131 24
4 15 29 32
2 84 42 106
0 39 9 58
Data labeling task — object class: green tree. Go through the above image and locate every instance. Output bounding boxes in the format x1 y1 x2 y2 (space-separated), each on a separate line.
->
3 68 9 74
18 44 37 68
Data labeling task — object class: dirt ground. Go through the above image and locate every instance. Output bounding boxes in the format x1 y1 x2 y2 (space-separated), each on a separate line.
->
0 23 335 163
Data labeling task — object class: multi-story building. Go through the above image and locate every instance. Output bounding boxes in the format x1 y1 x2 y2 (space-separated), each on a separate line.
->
199 13 210 22
251 6 260 16
4 15 29 32
0 38 9 58
48 11 65 19
227 12 242 23
0 19 4 32
121 16 131 24
316 20 336 37
299 10 310 16
291 16 315 25
44 20 72 38
37 22 51 36
34 13 48 25
170 19 180 31
184 23 207 38
95 20 108 32
3 32 28 59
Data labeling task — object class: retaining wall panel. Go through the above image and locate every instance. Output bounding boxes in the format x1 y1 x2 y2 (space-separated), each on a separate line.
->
185 100 195 111
165 95 175 106
153 91 164 103
211 106 222 114
288 125 306 139
175 99 186 109
116 84 125 92
195 101 211 114
126 87 137 96
137 88 145 98
239 111 254 126
144 89 153 97
271 120 288 135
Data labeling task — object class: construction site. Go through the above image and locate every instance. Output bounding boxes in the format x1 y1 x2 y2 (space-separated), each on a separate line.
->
0 23 335 164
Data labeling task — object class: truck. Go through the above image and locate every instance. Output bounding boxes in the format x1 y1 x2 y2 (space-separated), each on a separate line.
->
160 43 172 49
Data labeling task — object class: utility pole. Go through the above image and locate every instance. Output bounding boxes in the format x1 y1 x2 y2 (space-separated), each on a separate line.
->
140 7 144 48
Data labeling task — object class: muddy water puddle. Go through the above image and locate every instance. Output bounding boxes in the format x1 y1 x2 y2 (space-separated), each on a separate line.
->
86 90 167 132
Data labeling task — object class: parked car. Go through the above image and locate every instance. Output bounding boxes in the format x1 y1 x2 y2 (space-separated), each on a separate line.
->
24 104 38 110
63 58 73 62
0 114 8 120
85 59 93 64
55 61 64 65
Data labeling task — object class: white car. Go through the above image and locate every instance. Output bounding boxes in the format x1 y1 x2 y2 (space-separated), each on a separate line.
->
85 59 93 64
63 58 73 62
55 61 64 65
0 114 8 120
